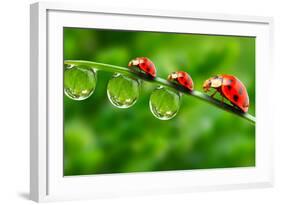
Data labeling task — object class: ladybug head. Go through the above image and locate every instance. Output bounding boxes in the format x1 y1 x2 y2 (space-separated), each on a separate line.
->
167 72 179 81
128 57 144 67
203 76 222 92
168 71 185 81
203 79 212 92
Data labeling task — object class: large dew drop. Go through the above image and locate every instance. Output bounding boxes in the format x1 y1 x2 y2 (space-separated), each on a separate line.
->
149 86 181 120
64 64 97 100
107 73 140 108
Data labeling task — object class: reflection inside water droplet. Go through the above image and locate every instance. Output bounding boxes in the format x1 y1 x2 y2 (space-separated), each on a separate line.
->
107 73 140 108
64 64 97 100
149 86 181 120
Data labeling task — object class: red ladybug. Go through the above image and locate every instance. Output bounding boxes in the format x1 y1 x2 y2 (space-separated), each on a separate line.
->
128 57 156 78
203 74 249 112
168 71 194 91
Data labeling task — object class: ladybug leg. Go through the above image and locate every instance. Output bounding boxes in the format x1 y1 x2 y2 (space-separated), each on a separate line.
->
211 90 217 98
232 103 242 112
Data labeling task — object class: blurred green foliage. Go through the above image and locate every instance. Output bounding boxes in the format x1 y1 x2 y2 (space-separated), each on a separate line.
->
63 28 255 176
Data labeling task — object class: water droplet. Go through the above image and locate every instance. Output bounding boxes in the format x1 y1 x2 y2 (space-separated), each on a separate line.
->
64 64 97 100
149 86 181 120
107 73 140 108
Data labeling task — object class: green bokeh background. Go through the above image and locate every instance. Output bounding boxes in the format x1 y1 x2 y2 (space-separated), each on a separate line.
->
63 28 255 176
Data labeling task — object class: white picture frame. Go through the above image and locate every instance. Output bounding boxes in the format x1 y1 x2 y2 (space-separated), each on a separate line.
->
30 2 274 202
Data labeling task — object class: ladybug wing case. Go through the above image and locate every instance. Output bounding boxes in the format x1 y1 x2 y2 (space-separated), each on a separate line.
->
139 58 156 77
221 75 249 112
177 72 194 91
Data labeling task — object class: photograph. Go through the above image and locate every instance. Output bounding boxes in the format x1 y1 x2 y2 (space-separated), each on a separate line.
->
63 28 256 176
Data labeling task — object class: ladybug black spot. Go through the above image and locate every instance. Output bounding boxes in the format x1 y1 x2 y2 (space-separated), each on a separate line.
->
233 94 239 102
227 85 232 90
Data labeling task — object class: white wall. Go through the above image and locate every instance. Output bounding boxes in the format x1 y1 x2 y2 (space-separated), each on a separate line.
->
0 0 280 204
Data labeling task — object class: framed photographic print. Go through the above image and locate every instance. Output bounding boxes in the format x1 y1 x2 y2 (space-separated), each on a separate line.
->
30 2 274 202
